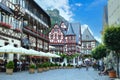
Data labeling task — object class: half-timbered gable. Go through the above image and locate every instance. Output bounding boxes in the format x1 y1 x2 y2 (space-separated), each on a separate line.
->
65 23 76 54
49 24 65 53
81 26 99 54
49 24 65 43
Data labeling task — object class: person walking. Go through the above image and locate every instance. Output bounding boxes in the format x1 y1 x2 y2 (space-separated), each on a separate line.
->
98 59 104 72
85 60 89 71
78 60 83 69
13 57 18 72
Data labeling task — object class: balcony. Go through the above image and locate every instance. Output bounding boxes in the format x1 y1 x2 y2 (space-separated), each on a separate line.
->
24 9 49 28
23 27 49 40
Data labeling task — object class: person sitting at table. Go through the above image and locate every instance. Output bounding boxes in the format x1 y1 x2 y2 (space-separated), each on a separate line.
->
98 64 113 75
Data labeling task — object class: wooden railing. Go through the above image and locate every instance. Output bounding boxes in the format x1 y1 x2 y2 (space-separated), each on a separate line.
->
25 26 49 40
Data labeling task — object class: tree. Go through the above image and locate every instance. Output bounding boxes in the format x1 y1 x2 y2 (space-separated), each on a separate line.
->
103 25 120 77
91 44 107 60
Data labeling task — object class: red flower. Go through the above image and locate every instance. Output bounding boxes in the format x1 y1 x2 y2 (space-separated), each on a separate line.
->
14 28 22 32
0 22 12 28
25 27 31 30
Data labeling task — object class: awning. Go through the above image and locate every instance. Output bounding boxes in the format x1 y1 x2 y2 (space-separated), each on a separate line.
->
0 2 13 15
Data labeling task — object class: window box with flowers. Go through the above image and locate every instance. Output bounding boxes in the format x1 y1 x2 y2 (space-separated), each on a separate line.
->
0 22 12 29
14 28 22 33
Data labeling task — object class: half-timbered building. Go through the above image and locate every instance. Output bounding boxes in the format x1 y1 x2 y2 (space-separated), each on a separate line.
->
81 26 99 54
0 0 51 60
49 22 81 64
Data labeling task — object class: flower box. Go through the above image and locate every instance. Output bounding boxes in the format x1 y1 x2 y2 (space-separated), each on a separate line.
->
0 22 12 29
14 28 21 33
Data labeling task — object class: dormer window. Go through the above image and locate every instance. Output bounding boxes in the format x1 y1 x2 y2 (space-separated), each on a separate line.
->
86 35 89 39
54 28 58 32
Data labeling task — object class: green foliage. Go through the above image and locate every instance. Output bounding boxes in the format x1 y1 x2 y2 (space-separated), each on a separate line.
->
67 64 73 67
91 44 107 60
46 9 68 27
63 63 66 66
103 25 120 51
50 63 54 67
42 62 50 68
55 63 58 66
59 53 80 59
102 25 120 77
29 64 36 69
6 61 14 69
37 64 43 68
83 54 92 58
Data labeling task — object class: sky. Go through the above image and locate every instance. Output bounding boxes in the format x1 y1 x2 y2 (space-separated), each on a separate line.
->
35 0 107 42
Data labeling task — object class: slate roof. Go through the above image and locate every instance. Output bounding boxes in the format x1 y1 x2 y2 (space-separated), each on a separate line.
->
81 27 95 41
71 23 81 44
66 23 75 35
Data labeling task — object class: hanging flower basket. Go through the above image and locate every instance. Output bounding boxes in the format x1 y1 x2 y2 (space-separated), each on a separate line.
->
0 22 12 29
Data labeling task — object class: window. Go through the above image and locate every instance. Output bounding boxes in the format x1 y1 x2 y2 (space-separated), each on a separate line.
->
14 44 18 47
58 35 61 39
72 46 75 50
83 43 86 48
54 28 58 32
15 0 20 4
55 34 57 38
51 35 53 39
22 0 25 8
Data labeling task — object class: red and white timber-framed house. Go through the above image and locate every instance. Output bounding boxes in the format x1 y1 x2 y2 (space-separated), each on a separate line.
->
49 23 65 53
49 23 65 62
0 0 51 61
49 22 81 64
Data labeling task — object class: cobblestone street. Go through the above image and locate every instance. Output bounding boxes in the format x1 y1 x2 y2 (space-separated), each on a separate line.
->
0 67 111 80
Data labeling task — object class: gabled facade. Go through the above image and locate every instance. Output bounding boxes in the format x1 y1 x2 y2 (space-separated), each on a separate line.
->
49 22 81 55
81 27 99 54
65 23 76 55
49 24 65 53
49 22 81 65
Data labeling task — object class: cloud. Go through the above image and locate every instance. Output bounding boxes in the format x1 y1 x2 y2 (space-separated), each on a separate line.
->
95 36 102 43
34 0 73 21
75 3 82 7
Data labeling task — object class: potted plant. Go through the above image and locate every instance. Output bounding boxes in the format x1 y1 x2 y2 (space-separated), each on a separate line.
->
37 64 43 73
42 62 48 71
63 63 66 69
108 69 116 78
67 64 73 69
6 61 14 75
29 64 36 73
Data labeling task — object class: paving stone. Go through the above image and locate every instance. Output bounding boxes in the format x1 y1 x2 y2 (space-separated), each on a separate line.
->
0 67 110 80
